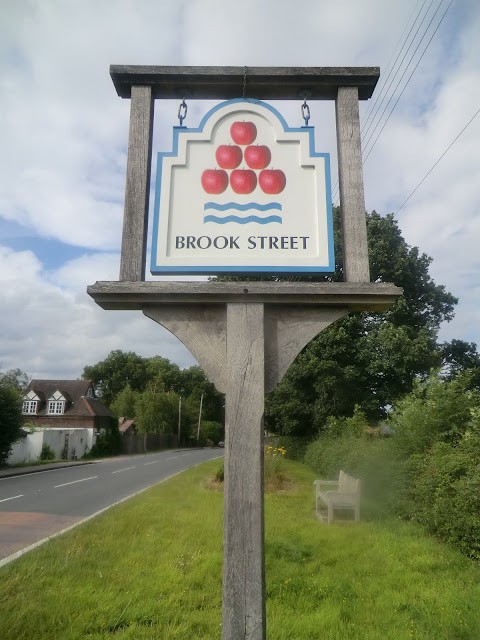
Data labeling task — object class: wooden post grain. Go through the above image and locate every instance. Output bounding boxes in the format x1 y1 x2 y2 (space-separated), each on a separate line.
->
119 85 154 281
336 86 370 283
222 303 266 640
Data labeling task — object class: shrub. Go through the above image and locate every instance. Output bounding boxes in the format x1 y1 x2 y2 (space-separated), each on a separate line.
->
276 436 310 462
39 444 55 461
199 420 224 446
390 372 476 456
404 431 480 558
214 463 224 483
86 425 122 458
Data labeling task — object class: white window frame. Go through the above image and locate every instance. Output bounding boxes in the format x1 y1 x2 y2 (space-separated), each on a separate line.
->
47 400 65 415
22 400 38 415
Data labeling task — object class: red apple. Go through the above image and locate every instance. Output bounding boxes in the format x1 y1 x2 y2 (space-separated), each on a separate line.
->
244 145 271 170
201 169 229 194
230 169 257 194
259 169 286 194
215 144 243 169
230 121 257 145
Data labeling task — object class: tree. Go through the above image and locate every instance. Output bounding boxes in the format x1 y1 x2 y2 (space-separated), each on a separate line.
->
0 368 30 391
440 339 480 386
265 210 458 437
83 350 150 405
110 383 139 420
134 381 179 435
0 376 23 464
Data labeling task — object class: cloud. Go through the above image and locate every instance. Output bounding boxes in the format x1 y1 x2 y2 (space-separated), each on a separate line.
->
0 0 479 384
0 247 196 379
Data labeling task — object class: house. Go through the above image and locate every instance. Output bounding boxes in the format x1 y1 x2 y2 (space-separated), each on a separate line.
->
118 417 137 434
8 379 116 464
22 379 115 430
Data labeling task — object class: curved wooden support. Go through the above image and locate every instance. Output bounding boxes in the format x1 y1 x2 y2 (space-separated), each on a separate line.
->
143 305 227 393
264 306 348 392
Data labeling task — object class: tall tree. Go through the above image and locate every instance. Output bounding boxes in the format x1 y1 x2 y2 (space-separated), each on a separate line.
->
134 381 179 435
0 375 23 464
265 210 458 436
83 350 149 405
440 339 480 386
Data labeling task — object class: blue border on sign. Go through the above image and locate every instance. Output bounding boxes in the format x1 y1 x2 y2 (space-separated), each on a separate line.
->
150 98 335 275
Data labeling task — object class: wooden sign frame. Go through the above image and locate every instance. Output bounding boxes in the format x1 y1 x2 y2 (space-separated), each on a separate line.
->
88 66 402 640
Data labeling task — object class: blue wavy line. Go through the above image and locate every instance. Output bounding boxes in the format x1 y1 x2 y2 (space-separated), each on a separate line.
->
204 215 282 225
204 202 282 211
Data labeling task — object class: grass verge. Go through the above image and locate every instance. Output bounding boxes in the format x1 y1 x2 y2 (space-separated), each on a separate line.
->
0 459 479 639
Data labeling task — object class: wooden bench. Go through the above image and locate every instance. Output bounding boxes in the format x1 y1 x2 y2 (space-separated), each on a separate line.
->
314 470 361 524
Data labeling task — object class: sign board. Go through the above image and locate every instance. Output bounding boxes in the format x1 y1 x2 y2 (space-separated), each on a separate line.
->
151 99 334 275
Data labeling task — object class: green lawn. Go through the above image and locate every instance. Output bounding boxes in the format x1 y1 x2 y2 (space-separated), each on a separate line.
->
1 459 479 639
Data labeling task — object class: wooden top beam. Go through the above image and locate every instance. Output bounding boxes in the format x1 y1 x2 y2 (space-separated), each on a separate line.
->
110 66 380 100
88 281 401 311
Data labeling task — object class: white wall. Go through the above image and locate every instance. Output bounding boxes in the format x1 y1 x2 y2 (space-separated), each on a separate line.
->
7 428 96 464
7 431 44 464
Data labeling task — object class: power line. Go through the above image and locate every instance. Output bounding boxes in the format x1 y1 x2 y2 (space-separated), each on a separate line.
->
331 0 441 205
361 0 427 135
361 0 437 143
394 106 480 217
362 0 453 162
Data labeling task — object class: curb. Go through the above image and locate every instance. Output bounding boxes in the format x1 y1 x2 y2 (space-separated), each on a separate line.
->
0 460 98 479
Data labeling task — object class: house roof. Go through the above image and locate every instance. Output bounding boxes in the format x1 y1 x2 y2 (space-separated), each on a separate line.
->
119 418 136 433
24 379 115 419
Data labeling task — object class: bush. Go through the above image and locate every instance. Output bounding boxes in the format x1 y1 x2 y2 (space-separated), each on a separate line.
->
404 431 480 558
199 420 223 446
86 425 122 458
0 382 23 464
275 436 310 462
39 444 55 461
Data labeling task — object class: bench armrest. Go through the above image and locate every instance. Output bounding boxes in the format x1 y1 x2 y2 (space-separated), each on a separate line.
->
313 480 339 487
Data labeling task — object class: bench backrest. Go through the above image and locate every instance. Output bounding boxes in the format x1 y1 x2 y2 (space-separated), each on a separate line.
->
339 470 360 494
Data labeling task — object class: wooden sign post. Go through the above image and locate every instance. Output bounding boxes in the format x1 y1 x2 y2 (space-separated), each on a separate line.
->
88 66 402 640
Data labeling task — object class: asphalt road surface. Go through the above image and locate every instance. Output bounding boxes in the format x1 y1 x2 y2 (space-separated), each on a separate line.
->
0 448 223 563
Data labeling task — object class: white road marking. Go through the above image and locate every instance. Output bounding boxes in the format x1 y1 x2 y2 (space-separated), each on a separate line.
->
144 461 160 466
166 456 178 460
54 476 98 488
182 453 191 457
111 466 136 474
0 494 24 503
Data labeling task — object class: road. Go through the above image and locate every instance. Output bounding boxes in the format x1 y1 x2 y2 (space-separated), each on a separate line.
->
0 448 223 563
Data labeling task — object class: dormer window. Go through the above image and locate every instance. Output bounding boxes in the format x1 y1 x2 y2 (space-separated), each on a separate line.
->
46 390 67 415
22 390 40 415
22 400 38 415
47 400 65 415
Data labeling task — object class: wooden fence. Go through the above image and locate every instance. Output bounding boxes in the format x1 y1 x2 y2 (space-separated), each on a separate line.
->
121 431 179 455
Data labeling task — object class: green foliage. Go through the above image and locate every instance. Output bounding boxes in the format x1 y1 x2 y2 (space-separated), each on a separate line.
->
0 376 23 464
83 352 224 429
87 425 122 458
275 436 310 461
110 383 139 419
441 338 480 386
0 368 30 391
135 381 180 435
390 372 477 457
214 462 224 482
199 420 223 445
39 444 55 461
265 210 458 437
82 350 150 405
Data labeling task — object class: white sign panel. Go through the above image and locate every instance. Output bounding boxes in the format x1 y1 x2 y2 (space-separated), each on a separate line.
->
151 99 334 275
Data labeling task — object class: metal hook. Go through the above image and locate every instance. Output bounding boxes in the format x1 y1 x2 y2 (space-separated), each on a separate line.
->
301 99 310 126
178 99 188 126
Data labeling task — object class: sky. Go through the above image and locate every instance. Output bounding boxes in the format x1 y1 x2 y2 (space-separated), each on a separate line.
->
1 0 479 381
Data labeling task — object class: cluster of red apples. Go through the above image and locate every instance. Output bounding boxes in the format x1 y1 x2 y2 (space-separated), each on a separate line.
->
201 121 286 195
